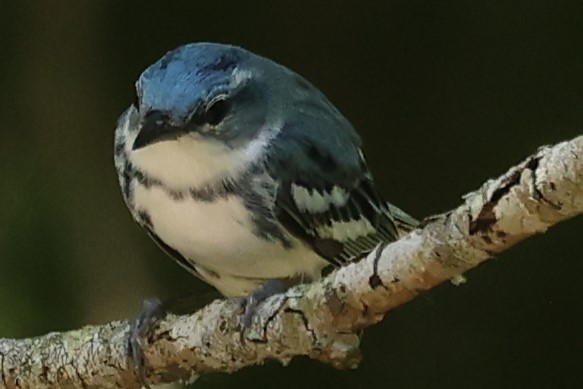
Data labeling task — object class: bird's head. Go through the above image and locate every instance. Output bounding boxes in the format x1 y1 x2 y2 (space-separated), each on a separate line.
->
132 43 272 151
120 43 282 189
119 42 355 190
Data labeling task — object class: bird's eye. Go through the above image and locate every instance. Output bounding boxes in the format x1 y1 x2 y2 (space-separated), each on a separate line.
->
202 99 230 126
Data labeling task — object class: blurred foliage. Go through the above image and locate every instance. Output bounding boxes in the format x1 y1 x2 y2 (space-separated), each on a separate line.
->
0 1 582 388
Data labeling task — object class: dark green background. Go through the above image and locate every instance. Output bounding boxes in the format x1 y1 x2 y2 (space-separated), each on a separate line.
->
1 1 582 388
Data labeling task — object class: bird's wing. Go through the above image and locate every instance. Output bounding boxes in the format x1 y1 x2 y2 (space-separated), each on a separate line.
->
265 124 411 267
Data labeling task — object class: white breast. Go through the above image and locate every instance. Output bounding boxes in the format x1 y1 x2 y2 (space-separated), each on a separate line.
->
120 114 327 296
132 184 328 296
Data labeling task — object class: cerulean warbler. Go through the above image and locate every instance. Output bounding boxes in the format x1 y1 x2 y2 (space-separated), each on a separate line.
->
114 41 416 321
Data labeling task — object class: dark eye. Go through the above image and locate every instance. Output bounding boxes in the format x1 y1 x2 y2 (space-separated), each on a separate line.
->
202 99 230 126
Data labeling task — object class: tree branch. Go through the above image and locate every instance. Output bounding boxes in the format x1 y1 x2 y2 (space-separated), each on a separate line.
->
1 135 582 389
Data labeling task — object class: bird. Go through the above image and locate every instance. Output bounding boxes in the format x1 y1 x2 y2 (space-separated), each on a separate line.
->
114 42 417 379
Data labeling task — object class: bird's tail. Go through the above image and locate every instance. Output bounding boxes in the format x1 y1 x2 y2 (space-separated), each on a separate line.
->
386 203 419 238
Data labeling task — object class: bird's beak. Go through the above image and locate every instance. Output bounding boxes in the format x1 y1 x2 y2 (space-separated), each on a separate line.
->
132 110 186 150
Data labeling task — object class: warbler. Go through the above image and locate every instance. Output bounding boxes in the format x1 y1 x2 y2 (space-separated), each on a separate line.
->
114 43 417 376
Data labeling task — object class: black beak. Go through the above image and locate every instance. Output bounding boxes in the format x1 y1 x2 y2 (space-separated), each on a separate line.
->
132 110 185 150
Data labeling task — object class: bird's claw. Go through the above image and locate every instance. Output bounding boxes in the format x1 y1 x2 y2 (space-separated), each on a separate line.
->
238 279 288 341
128 298 167 388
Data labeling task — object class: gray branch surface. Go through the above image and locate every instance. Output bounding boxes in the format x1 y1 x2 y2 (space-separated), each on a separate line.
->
1 135 582 389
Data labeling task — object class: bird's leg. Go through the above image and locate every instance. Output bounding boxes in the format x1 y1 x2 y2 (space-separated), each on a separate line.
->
128 298 166 388
128 293 217 387
238 276 308 335
239 279 288 330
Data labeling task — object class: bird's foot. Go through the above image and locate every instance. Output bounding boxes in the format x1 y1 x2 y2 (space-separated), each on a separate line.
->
128 298 167 388
238 279 290 340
